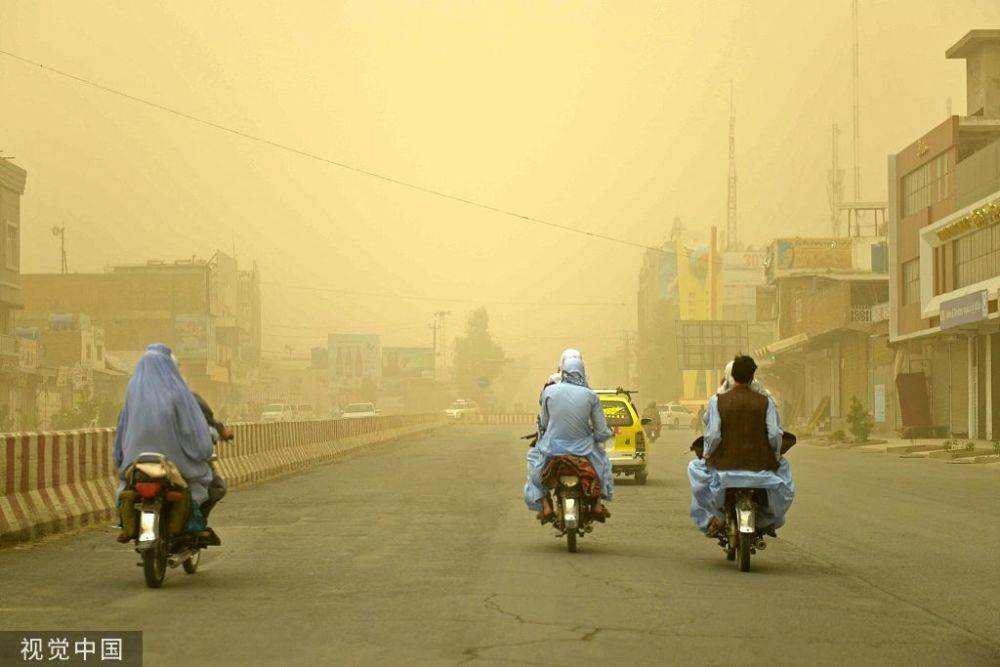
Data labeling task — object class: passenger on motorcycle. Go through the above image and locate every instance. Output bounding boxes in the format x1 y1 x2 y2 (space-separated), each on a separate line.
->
113 343 216 534
525 355 614 522
688 355 795 536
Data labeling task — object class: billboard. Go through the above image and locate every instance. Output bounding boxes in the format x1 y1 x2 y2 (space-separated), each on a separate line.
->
772 238 852 271
328 334 382 387
676 320 749 371
382 347 435 379
175 314 211 359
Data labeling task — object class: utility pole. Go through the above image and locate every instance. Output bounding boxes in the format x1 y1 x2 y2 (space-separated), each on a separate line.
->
852 0 862 201
726 80 738 251
828 123 845 236
51 226 67 274
430 311 450 381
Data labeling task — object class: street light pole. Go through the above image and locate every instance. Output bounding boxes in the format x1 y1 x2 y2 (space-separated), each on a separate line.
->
51 226 67 274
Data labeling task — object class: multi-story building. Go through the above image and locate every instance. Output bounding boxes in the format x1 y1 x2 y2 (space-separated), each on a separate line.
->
756 235 889 432
888 30 1000 439
21 251 262 415
636 242 682 403
0 158 26 428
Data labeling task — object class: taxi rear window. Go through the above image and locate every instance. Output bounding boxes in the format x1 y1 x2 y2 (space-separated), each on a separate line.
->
601 400 634 426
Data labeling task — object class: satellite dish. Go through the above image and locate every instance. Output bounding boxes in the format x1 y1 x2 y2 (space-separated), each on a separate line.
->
51 226 62 236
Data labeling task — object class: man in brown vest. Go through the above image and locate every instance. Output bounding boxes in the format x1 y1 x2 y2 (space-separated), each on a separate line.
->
688 355 795 536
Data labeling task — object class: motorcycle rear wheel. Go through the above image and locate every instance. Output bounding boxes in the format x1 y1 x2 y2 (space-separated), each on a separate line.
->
142 543 167 588
737 534 751 572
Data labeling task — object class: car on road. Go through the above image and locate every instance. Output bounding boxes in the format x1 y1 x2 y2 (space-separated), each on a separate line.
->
261 403 295 422
596 389 650 485
445 399 480 421
342 402 378 418
295 403 317 420
658 403 693 429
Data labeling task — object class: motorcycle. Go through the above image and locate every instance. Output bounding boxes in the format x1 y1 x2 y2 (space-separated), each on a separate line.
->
523 433 602 553
691 432 796 572
120 452 209 588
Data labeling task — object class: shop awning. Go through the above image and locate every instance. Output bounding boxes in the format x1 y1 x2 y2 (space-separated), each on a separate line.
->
754 333 809 359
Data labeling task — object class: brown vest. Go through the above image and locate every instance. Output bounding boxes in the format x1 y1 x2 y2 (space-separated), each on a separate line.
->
708 385 778 471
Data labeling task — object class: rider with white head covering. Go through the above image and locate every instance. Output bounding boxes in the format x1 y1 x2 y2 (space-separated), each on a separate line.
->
525 353 614 521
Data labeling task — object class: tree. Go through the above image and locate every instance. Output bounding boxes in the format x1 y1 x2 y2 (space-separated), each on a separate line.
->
846 396 873 443
453 308 506 397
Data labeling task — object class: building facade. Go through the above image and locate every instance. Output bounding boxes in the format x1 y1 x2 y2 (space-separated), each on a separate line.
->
888 30 1000 438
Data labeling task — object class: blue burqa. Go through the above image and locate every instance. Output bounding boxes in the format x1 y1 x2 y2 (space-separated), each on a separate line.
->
113 344 214 505
524 357 614 511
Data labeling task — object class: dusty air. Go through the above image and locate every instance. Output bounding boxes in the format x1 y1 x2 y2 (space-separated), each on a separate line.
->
1 2 999 665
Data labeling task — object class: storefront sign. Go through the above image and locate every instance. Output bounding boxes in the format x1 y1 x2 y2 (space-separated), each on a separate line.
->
936 199 1000 242
940 290 988 330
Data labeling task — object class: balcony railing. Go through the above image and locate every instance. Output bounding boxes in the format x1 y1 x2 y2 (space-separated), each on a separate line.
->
870 302 890 322
0 334 17 356
849 306 873 323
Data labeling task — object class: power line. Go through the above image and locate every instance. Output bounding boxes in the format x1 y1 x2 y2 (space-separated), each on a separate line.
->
262 281 628 307
1 48 663 254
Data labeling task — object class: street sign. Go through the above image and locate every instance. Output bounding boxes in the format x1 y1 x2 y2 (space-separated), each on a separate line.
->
676 320 749 371
940 290 988 330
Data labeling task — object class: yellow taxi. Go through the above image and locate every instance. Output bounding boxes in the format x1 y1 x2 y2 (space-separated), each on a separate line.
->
596 388 650 485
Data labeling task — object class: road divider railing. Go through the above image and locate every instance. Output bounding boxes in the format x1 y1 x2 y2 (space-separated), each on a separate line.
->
464 414 537 426
0 413 445 544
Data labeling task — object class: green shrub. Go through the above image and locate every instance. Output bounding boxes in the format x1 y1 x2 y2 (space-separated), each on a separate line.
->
942 440 954 451
846 397 873 443
965 441 975 452
992 440 1000 456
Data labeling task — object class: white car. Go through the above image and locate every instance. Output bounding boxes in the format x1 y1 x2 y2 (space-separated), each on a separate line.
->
444 399 480 420
658 403 692 429
261 403 295 422
342 402 378 419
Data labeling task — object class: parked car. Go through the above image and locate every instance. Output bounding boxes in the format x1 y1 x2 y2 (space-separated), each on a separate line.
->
342 402 378 418
444 399 480 421
261 403 295 422
658 403 693 429
295 403 316 420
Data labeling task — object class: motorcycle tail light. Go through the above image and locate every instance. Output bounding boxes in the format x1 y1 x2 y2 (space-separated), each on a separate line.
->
135 482 162 499
165 490 185 503
635 431 646 452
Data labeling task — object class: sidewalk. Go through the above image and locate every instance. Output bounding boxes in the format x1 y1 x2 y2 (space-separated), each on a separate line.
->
802 435 1000 465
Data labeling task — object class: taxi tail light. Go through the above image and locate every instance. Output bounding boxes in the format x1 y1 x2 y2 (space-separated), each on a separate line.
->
635 430 646 452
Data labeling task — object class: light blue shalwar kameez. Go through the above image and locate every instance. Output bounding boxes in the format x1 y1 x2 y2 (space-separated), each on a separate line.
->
524 360 614 511
687 392 795 532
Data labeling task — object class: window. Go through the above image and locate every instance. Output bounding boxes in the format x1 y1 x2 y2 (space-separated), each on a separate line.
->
793 298 803 323
901 153 950 217
901 258 920 306
954 224 1000 288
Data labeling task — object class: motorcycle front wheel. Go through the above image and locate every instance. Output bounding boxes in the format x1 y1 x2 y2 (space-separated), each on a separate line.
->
566 531 577 553
142 542 167 588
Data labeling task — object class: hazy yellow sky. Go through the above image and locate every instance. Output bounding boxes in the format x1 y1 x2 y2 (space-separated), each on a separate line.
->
2 1 998 390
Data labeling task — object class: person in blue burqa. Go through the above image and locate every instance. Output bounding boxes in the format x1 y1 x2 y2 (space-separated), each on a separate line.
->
688 354 795 537
113 343 216 537
524 354 614 523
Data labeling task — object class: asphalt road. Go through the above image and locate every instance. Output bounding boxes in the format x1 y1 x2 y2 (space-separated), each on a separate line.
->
1 425 998 665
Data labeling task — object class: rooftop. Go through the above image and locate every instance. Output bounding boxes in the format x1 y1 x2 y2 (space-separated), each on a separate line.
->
946 30 1000 59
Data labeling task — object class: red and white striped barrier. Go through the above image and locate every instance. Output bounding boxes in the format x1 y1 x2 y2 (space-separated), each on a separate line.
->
0 414 444 544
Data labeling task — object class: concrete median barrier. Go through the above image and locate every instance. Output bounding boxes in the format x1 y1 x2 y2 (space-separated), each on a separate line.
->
0 414 444 544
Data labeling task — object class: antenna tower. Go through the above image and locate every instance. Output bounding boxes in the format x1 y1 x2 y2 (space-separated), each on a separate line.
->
851 0 861 200
726 80 738 251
